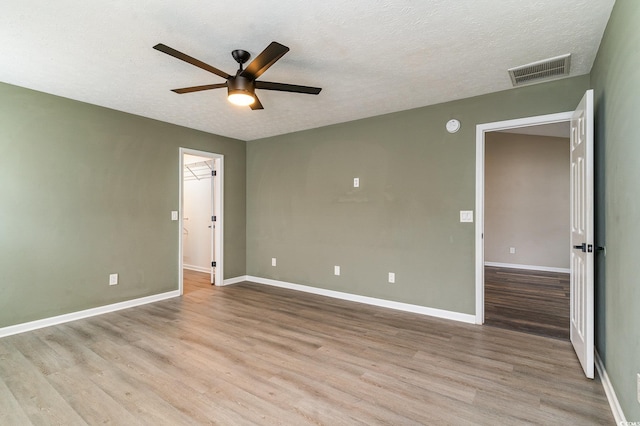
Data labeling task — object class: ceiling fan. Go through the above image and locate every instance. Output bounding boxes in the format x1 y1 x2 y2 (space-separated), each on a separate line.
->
153 41 322 110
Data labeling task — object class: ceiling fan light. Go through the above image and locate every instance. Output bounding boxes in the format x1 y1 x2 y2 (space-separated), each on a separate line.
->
228 91 255 106
227 76 256 106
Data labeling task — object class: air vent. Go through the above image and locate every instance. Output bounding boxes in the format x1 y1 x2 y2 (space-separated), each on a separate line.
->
508 54 571 86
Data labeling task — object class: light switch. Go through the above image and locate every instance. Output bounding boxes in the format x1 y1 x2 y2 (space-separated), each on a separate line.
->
334 265 341 276
460 210 473 222
171 211 178 221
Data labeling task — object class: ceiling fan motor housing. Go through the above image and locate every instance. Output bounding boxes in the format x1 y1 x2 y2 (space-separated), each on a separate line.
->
227 75 255 96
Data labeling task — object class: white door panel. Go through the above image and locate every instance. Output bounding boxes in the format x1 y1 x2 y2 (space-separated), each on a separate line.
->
570 89 594 379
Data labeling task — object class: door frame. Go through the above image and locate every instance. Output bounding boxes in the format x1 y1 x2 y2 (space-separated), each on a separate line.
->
179 147 224 294
475 111 573 324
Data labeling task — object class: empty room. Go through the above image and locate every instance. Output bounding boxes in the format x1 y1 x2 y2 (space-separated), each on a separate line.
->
1 0 638 424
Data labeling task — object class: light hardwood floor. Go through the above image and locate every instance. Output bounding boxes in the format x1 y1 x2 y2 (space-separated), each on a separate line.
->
0 271 613 425
183 268 214 294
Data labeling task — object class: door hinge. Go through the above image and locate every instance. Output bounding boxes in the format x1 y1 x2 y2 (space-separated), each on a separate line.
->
211 170 217 177
212 261 216 267
588 244 593 253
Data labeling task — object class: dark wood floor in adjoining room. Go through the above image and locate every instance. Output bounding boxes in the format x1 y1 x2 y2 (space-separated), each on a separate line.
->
484 266 570 340
0 271 612 425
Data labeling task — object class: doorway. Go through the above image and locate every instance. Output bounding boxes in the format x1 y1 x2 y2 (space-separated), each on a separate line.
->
179 148 224 295
476 92 595 379
475 111 573 325
483 124 571 339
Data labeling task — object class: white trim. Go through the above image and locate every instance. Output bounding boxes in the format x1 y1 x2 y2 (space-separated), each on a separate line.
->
0 290 180 339
595 351 626 424
179 148 224 294
183 264 210 273
247 276 476 324
216 156 224 287
476 111 574 325
484 262 570 274
222 275 248 286
475 123 485 324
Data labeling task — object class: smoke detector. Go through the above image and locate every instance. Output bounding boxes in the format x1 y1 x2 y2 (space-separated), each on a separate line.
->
508 54 571 87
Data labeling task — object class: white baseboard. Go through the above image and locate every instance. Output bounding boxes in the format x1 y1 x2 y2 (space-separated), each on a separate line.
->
183 264 210 273
0 290 180 339
484 262 570 274
222 275 248 286
246 276 476 324
595 351 626 424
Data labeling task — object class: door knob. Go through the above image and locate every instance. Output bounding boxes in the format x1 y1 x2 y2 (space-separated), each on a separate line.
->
573 243 586 252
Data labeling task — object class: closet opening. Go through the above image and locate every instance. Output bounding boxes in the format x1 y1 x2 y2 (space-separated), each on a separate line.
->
179 148 224 295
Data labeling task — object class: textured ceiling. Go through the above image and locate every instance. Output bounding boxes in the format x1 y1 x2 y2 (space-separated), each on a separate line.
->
0 1 614 141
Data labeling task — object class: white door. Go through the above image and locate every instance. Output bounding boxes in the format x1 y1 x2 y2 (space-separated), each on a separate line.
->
210 167 216 285
569 89 594 379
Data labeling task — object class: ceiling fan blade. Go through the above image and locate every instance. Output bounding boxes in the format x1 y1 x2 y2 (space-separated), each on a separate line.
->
250 94 264 110
241 42 289 79
171 83 227 94
255 81 322 95
153 43 230 79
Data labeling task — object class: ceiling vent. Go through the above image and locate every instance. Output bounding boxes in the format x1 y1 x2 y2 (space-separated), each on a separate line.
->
508 54 571 87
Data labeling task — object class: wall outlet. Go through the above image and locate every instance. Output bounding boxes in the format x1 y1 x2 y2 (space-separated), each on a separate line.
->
637 373 640 404
109 273 118 286
353 177 360 188
271 257 277 267
509 247 516 254
171 211 178 221
388 272 395 283
334 265 341 276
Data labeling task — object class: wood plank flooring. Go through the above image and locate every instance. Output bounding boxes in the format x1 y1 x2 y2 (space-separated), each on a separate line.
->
0 271 612 425
183 268 213 294
484 266 570 340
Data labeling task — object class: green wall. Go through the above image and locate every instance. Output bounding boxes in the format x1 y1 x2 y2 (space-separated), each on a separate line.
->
591 0 640 420
0 82 246 328
247 75 589 314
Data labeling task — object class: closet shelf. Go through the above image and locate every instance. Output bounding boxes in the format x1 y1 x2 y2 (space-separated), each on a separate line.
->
184 160 214 181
